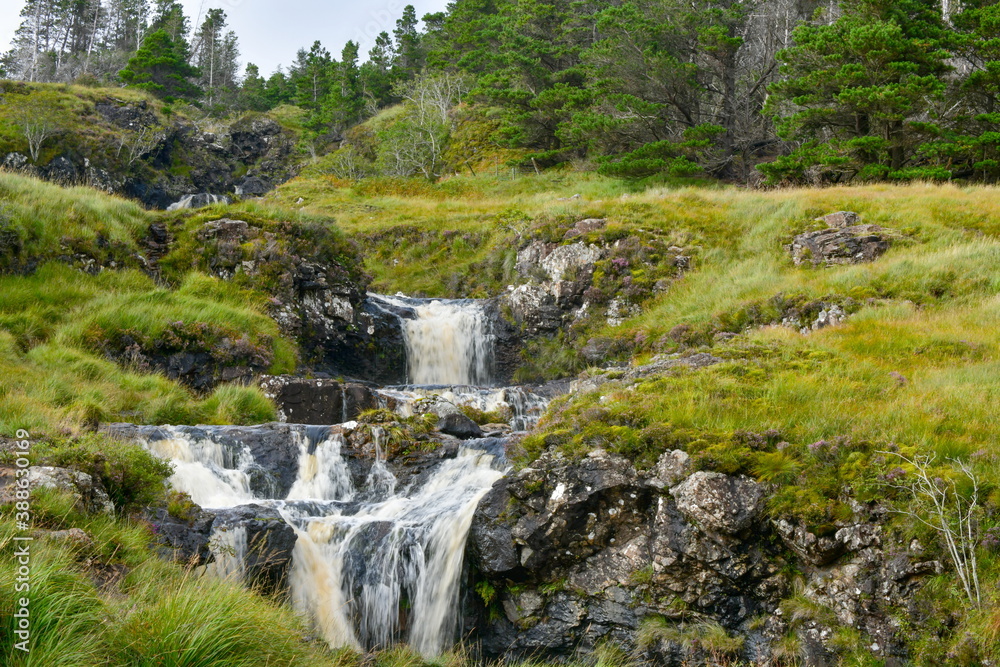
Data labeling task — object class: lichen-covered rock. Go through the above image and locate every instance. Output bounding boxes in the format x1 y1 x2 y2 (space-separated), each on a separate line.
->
670 472 765 534
817 211 860 228
791 225 891 266
27 466 115 514
467 450 930 664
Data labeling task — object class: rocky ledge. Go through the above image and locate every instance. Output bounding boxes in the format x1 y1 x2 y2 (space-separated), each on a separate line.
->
466 448 938 665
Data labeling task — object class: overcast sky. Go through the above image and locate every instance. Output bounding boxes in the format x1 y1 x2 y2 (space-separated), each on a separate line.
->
0 0 451 76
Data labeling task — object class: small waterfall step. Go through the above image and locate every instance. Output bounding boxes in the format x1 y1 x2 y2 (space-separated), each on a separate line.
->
114 421 508 658
368 294 496 386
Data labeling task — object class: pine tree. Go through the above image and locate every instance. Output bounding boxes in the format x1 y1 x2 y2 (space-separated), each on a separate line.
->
238 63 270 111
119 28 201 100
361 31 397 111
191 9 240 110
762 0 950 182
393 5 425 78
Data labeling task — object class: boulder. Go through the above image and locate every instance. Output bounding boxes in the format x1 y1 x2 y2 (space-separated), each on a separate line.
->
409 396 483 439
670 472 765 534
816 211 860 228
258 376 381 425
790 225 890 266
27 466 115 515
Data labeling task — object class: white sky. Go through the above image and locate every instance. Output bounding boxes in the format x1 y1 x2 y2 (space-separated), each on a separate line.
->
0 0 451 76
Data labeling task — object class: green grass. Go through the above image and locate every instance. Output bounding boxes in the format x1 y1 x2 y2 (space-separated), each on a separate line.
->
0 171 152 269
0 173 315 436
0 489 331 666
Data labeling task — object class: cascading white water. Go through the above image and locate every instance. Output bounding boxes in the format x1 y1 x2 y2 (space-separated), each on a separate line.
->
286 432 355 501
373 295 495 386
206 525 247 580
138 425 507 658
145 428 257 507
283 446 504 657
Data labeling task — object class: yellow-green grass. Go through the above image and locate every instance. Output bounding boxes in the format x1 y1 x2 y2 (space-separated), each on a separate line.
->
276 175 1000 455
0 265 285 435
0 171 152 257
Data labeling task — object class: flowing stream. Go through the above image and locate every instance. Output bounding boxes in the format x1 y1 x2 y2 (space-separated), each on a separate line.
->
137 297 539 657
370 295 495 386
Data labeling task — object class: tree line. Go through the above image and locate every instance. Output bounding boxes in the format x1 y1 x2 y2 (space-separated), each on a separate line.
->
3 0 1000 184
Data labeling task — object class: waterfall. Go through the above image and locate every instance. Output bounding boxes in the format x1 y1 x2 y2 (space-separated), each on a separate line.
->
286 432 355 502
371 295 495 386
137 425 506 658
144 428 257 507
284 446 504 657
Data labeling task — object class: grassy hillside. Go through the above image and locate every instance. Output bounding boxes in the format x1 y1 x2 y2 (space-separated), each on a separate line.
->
0 174 295 435
4 167 1000 661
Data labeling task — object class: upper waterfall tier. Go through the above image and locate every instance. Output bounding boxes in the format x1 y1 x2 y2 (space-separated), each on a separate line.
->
369 295 496 386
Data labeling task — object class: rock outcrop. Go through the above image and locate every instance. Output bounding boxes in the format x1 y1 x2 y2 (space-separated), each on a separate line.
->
25 466 115 514
466 449 938 665
156 216 406 386
1 94 300 209
791 213 891 266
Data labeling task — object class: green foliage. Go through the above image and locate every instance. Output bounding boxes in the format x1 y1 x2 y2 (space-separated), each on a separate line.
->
38 434 174 512
762 0 950 183
119 29 202 101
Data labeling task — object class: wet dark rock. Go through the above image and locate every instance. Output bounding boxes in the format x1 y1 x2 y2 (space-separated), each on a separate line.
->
146 505 215 566
438 411 484 439
104 423 303 498
211 504 298 595
258 376 380 425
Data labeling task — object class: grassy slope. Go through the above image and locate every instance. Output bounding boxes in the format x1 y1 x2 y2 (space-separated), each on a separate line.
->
274 175 1000 469
0 174 293 435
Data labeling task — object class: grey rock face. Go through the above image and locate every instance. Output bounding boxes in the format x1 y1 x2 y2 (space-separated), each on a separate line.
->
670 472 765 534
791 225 891 266
27 466 115 515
